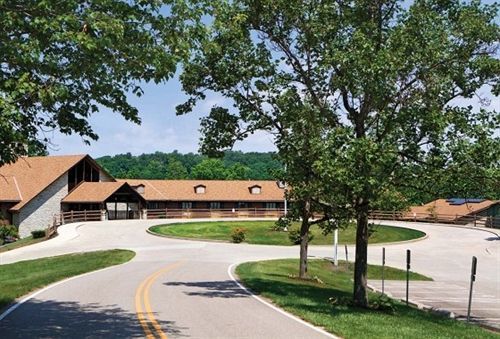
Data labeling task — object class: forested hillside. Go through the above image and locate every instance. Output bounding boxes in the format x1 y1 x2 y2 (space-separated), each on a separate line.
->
96 151 282 180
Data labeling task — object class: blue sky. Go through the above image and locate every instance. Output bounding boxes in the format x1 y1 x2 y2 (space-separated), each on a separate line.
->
48 0 499 158
48 76 277 158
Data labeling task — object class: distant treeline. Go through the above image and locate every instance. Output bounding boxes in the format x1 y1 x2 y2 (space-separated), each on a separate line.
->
96 151 282 180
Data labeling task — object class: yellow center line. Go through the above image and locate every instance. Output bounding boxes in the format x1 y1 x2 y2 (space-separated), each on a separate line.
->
135 261 183 339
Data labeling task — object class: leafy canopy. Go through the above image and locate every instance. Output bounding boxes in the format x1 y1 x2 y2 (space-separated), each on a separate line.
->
0 0 183 165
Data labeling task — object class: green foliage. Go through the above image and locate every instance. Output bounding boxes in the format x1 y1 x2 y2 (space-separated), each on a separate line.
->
370 294 396 314
271 216 291 232
0 225 18 244
172 0 499 305
191 158 228 179
31 230 46 239
288 228 314 245
0 0 180 165
230 227 246 243
165 159 189 179
96 150 281 180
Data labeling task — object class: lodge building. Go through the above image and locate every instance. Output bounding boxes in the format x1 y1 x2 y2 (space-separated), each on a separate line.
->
0 155 285 237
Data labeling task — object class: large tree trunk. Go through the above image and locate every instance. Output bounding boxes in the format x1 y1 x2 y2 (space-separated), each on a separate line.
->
353 204 369 307
299 200 311 278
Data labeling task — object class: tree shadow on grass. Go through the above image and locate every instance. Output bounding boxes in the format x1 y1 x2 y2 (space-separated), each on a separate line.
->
0 298 188 338
164 280 251 298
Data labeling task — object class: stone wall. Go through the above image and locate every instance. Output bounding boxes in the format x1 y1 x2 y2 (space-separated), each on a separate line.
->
15 173 68 238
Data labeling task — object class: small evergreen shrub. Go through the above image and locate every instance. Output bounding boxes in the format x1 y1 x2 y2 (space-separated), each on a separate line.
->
0 225 18 244
271 217 291 231
230 228 246 243
31 229 46 239
288 228 314 245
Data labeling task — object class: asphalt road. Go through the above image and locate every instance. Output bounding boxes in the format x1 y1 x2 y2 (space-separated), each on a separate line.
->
0 218 498 337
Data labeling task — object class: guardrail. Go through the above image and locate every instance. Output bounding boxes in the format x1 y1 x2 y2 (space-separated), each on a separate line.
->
146 208 285 219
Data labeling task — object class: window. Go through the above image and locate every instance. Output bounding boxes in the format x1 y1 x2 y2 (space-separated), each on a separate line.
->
210 202 221 209
265 202 277 209
148 202 160 209
238 202 248 209
181 202 192 209
194 185 206 194
249 185 261 194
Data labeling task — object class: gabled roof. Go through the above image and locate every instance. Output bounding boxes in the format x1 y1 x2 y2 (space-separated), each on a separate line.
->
410 198 499 217
62 182 144 203
0 155 88 211
118 179 285 202
0 176 22 202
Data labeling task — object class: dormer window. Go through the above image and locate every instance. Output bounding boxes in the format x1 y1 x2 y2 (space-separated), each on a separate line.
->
249 185 262 194
132 184 145 194
194 185 206 194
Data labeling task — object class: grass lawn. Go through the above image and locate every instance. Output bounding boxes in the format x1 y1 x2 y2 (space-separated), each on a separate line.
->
150 220 425 245
0 249 135 310
0 236 46 253
236 259 496 339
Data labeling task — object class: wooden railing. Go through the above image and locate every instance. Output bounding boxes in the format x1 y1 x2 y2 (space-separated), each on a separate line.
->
369 210 500 228
146 208 285 220
47 210 102 239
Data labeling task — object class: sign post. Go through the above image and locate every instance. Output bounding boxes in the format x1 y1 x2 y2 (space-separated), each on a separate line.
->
333 228 338 266
382 247 386 295
406 249 411 305
345 244 349 269
467 256 478 322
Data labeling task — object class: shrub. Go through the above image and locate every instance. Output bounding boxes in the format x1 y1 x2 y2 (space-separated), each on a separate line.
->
271 217 291 232
0 225 18 245
288 228 314 245
31 229 46 239
371 294 396 314
230 228 246 243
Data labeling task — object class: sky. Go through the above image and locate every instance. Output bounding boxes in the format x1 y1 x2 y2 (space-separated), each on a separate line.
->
48 76 277 158
48 0 499 158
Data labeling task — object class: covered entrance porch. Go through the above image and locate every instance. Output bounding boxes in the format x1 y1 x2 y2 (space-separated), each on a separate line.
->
62 182 146 220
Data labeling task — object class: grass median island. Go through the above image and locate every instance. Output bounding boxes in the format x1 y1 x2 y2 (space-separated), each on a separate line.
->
0 249 135 310
149 221 425 245
236 259 495 339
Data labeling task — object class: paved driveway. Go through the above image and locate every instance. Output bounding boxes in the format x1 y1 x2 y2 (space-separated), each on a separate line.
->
0 219 498 337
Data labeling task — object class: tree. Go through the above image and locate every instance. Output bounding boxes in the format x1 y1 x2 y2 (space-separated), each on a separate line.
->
226 163 250 179
166 159 189 179
174 0 499 306
190 158 228 179
0 0 181 165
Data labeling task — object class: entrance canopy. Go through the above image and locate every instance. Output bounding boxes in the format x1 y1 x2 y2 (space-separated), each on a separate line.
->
62 182 146 219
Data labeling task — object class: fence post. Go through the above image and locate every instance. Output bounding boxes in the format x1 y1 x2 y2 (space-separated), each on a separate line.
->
84 210 87 221
71 210 74 222
473 214 477 227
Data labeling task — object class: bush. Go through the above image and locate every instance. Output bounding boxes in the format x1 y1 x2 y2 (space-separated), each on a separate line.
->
230 228 246 243
31 230 46 239
288 228 314 245
0 225 18 245
271 217 291 232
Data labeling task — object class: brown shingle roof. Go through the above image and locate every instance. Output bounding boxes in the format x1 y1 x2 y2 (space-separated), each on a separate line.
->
62 182 128 203
0 176 22 202
118 179 285 202
410 198 498 217
0 155 87 211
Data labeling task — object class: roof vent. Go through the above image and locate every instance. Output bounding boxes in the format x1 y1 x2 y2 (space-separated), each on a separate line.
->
194 185 206 194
